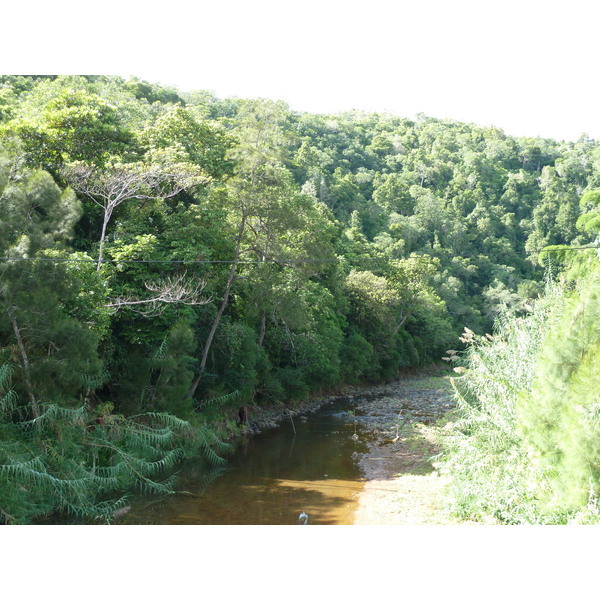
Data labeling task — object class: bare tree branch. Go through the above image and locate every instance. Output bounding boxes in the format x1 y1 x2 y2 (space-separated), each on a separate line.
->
104 273 210 317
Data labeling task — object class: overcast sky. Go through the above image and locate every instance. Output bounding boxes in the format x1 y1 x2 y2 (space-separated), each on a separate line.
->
4 0 600 142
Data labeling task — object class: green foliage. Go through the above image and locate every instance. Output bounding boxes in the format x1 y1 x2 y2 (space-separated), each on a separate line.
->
210 320 260 400
441 267 600 524
537 245 576 268
577 189 600 238
344 269 399 331
138 104 234 179
340 333 376 382
0 152 104 407
439 282 567 523
4 75 600 522
0 152 82 256
122 77 185 105
146 319 198 418
1 80 133 171
0 364 228 524
518 268 600 516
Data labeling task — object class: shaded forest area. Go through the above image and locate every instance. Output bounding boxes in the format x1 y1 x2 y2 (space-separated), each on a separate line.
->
0 75 599 523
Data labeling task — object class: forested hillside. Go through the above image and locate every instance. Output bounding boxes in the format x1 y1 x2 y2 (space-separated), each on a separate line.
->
1 75 599 523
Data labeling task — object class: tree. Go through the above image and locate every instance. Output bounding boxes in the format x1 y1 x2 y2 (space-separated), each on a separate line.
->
187 99 295 398
1 83 133 171
576 189 600 242
0 150 102 413
138 105 234 179
63 161 208 270
526 166 580 254
372 172 414 215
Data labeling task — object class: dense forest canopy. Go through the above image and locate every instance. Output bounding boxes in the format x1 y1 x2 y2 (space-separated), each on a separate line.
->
0 74 599 523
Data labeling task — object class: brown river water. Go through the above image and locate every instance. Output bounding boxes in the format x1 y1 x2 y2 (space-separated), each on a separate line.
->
123 399 373 525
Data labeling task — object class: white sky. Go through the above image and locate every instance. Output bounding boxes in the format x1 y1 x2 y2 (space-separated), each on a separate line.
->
3 0 600 142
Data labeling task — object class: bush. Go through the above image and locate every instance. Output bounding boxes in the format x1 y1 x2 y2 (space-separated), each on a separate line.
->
518 269 600 516
438 280 568 523
340 333 376 382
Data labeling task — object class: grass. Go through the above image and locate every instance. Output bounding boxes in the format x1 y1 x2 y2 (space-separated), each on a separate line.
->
399 374 453 391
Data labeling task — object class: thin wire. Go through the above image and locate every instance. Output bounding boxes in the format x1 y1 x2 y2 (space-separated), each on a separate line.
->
538 246 597 251
0 255 437 264
0 245 595 265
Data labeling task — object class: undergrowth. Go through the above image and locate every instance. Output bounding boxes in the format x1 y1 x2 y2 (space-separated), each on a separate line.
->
0 364 232 524
436 277 600 524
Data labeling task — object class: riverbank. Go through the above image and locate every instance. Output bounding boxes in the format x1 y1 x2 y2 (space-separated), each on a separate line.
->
348 373 460 524
223 367 453 435
114 369 461 525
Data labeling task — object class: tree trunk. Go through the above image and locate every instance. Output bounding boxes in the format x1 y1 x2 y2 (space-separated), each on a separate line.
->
97 208 112 271
9 313 40 421
187 215 247 400
257 313 267 348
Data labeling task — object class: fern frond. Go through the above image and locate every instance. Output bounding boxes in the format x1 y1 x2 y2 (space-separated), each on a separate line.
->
0 456 47 481
0 389 19 417
0 363 14 393
0 365 229 523
81 370 110 392
198 390 241 409
138 412 193 432
121 424 176 447
135 473 178 495
152 339 169 362
201 444 228 467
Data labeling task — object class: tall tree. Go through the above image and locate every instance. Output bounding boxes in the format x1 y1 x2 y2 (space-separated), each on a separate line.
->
63 161 208 270
188 99 298 398
0 150 102 412
1 82 133 172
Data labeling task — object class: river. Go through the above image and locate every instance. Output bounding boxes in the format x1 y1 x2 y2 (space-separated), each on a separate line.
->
123 398 373 525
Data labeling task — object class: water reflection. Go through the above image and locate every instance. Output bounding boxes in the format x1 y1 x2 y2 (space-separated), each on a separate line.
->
125 400 370 525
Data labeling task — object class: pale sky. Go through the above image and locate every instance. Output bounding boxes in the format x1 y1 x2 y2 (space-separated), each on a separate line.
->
4 0 600 142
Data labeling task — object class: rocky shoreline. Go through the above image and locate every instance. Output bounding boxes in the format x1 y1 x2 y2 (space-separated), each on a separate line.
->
349 375 458 524
235 369 454 435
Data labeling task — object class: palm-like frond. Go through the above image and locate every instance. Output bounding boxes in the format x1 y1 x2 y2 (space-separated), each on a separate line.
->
0 363 230 523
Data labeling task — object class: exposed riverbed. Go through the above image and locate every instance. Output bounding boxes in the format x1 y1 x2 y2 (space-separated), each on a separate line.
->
123 372 456 525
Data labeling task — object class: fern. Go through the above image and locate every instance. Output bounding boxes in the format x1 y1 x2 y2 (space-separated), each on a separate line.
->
152 339 169 362
81 370 110 393
196 389 241 409
141 412 194 430
0 389 18 418
0 363 230 524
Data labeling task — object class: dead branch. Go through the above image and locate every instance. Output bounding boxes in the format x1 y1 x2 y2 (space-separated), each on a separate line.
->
105 273 210 316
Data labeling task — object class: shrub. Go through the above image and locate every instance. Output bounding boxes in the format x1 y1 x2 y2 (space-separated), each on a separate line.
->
438 280 568 523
